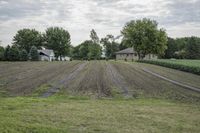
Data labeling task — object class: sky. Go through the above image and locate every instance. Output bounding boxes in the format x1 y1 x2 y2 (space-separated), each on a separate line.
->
0 0 200 47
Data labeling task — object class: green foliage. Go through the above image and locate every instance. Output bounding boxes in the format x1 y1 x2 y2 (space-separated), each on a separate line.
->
122 18 168 60
29 46 39 61
88 43 102 60
4 45 11 61
79 40 91 60
90 29 99 44
88 29 102 60
44 27 71 59
163 37 178 58
139 59 200 75
72 30 102 60
20 49 28 61
13 29 43 52
101 35 120 59
0 46 4 61
186 37 200 59
7 45 20 61
163 37 200 59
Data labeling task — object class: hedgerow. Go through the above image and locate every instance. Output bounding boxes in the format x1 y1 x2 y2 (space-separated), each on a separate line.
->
138 60 200 75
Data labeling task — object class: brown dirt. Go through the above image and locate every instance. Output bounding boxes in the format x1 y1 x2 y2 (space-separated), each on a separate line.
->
1 61 200 102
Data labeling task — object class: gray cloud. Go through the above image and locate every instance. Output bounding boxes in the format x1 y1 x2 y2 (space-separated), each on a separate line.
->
0 0 200 46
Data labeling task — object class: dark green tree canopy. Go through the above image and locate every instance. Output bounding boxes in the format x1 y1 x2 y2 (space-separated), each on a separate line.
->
186 37 200 59
0 46 4 61
44 27 71 58
4 45 11 61
29 46 39 61
79 40 92 59
20 49 29 61
9 45 20 61
122 18 168 59
13 29 43 52
162 37 200 59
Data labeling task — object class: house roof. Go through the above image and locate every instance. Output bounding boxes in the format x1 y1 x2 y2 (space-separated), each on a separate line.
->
38 49 54 56
115 48 135 54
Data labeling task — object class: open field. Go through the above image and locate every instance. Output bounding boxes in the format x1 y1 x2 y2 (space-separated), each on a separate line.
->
1 61 200 102
0 61 200 132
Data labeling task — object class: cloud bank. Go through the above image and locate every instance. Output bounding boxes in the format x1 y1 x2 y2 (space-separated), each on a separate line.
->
0 0 199 46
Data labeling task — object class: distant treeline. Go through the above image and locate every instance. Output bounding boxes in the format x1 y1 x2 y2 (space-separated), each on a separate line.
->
162 37 200 59
0 18 200 61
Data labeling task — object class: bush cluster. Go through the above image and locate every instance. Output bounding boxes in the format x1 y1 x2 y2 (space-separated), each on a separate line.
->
138 60 200 75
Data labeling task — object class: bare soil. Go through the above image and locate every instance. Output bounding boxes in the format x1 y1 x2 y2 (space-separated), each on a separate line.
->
0 61 200 102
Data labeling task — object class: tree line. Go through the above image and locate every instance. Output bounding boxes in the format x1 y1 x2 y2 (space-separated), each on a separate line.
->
0 27 71 61
162 37 200 59
0 18 200 61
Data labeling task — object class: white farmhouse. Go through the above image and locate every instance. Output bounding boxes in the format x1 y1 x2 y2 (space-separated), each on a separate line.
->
38 49 55 61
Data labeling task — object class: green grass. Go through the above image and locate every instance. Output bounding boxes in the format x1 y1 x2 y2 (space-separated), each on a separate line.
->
0 96 200 133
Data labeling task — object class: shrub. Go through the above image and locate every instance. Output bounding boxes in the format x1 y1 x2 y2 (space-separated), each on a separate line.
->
20 49 28 61
29 46 39 61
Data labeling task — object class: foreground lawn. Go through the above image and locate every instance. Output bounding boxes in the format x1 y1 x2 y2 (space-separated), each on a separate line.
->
0 96 200 133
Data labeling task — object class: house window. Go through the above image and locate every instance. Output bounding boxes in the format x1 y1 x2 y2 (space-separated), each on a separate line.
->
134 53 137 56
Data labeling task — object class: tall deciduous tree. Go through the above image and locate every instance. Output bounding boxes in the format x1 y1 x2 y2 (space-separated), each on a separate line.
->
44 27 71 59
13 29 43 52
122 18 168 60
88 30 102 59
90 29 99 44
101 35 119 59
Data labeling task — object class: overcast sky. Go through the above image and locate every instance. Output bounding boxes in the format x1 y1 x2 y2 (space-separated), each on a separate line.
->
0 0 200 46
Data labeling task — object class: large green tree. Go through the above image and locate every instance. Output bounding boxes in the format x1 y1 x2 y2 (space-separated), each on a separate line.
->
101 35 119 59
122 18 168 60
13 29 43 52
44 27 71 59
88 30 102 59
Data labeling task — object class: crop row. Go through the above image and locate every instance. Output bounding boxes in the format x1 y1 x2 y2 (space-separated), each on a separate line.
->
138 60 200 75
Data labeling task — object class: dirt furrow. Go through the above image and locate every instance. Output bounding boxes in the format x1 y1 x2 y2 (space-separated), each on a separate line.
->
106 62 130 97
42 62 88 97
4 62 81 96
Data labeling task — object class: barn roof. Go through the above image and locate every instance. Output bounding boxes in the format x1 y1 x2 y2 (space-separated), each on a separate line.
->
38 49 54 56
115 48 135 54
